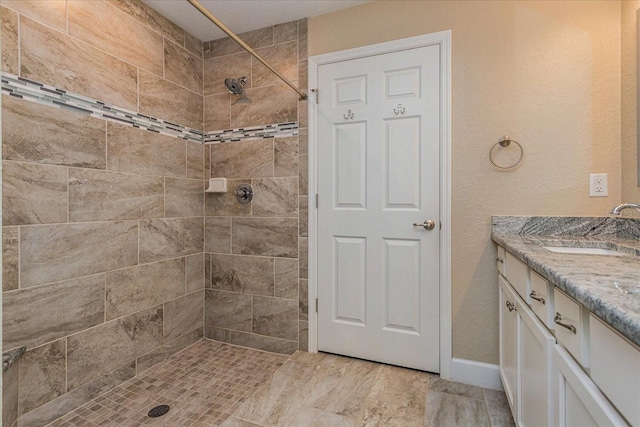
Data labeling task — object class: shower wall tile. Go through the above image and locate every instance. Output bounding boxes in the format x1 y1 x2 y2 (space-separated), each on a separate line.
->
299 321 308 351
299 196 308 237
252 42 298 88
299 154 309 195
20 221 138 287
68 168 164 222
230 84 297 128
20 16 138 111
2 161 68 226
3 356 19 427
67 306 162 391
107 123 186 178
232 218 298 258
68 0 163 76
164 39 204 95
139 70 204 131
299 237 308 279
299 279 308 321
139 217 203 263
105 258 185 321
136 327 202 373
165 178 204 218
1 6 19 74
185 32 203 57
2 227 19 292
204 52 251 96
253 296 298 341
274 136 299 177
3 96 107 169
253 177 298 218
106 0 184 47
205 326 230 343
298 19 308 61
3 0 67 32
163 290 204 342
274 22 298 44
205 179 252 217
185 253 205 293
205 94 231 132
18 340 66 416
275 258 298 300
207 27 274 58
299 127 308 155
3 275 105 351
187 141 205 180
228 330 297 355
205 289 252 332
18 361 135 427
298 99 308 128
210 253 274 296
205 253 212 287
205 217 232 253
298 59 308 92
210 139 274 179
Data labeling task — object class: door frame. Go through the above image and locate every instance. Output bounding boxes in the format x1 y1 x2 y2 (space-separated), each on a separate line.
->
307 30 452 379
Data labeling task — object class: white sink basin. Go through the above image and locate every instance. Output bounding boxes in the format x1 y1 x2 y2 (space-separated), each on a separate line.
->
543 246 625 256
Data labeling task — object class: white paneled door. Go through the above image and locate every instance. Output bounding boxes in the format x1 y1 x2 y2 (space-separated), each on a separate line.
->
317 45 441 372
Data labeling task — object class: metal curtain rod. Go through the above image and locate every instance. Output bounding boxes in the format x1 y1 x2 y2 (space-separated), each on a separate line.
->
186 0 307 100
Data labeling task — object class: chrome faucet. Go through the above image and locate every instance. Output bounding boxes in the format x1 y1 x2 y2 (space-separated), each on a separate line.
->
609 203 640 215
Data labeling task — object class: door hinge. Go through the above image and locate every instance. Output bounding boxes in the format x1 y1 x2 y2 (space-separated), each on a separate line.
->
315 193 319 208
315 298 318 313
311 88 318 104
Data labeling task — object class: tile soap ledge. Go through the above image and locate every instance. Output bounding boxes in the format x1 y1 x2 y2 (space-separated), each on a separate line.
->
492 216 640 348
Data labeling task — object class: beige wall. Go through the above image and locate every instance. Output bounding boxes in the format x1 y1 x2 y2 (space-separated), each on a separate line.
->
309 1 622 364
622 1 640 201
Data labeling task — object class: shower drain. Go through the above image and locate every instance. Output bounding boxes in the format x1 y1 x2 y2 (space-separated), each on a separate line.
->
148 405 170 418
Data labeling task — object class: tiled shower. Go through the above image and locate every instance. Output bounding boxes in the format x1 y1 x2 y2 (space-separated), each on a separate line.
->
0 1 308 425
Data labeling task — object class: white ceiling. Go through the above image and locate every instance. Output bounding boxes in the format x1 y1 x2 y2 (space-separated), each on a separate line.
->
142 0 371 42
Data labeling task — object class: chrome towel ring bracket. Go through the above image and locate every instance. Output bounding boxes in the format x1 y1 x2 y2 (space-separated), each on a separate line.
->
489 136 524 170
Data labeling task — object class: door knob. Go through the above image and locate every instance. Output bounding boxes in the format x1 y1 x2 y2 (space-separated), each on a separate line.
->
413 220 436 230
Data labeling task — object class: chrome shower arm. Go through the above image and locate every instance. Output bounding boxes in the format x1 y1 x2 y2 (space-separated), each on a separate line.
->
186 0 308 100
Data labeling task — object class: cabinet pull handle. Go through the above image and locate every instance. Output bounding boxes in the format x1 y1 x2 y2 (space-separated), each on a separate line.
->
554 313 576 334
506 300 516 312
530 290 545 305
496 257 504 264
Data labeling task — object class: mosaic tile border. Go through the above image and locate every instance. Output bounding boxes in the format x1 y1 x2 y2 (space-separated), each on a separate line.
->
1 72 299 145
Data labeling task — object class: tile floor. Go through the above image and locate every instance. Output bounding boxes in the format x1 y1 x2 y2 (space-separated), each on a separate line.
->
47 340 514 426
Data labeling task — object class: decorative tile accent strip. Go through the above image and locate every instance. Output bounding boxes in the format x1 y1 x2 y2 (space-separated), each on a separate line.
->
203 122 299 144
1 72 204 143
1 72 300 145
3 346 26 372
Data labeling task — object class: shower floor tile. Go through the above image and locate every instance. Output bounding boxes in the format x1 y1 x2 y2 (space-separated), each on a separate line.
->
47 340 514 426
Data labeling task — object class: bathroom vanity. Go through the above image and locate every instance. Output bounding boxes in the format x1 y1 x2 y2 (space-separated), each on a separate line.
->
492 216 640 426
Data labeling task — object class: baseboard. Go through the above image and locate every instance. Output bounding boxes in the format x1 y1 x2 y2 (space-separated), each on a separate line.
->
450 358 503 390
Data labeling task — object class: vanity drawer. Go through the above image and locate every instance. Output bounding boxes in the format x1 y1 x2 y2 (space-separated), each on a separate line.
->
530 270 554 329
590 315 640 426
505 252 528 300
497 246 506 276
554 289 589 368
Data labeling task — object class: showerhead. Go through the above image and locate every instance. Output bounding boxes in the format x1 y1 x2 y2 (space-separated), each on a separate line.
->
224 77 248 95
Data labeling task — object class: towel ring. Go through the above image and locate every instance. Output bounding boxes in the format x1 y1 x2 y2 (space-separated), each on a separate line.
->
489 136 524 169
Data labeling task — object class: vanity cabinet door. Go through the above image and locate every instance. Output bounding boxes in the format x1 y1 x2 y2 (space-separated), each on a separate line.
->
553 345 628 427
517 296 554 427
499 275 518 415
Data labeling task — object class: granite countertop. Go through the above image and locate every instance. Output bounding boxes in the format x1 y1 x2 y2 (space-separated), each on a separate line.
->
491 216 640 348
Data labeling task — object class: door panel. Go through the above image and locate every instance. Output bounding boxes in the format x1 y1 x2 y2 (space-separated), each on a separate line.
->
334 122 367 209
384 116 421 209
317 45 441 372
334 236 367 325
